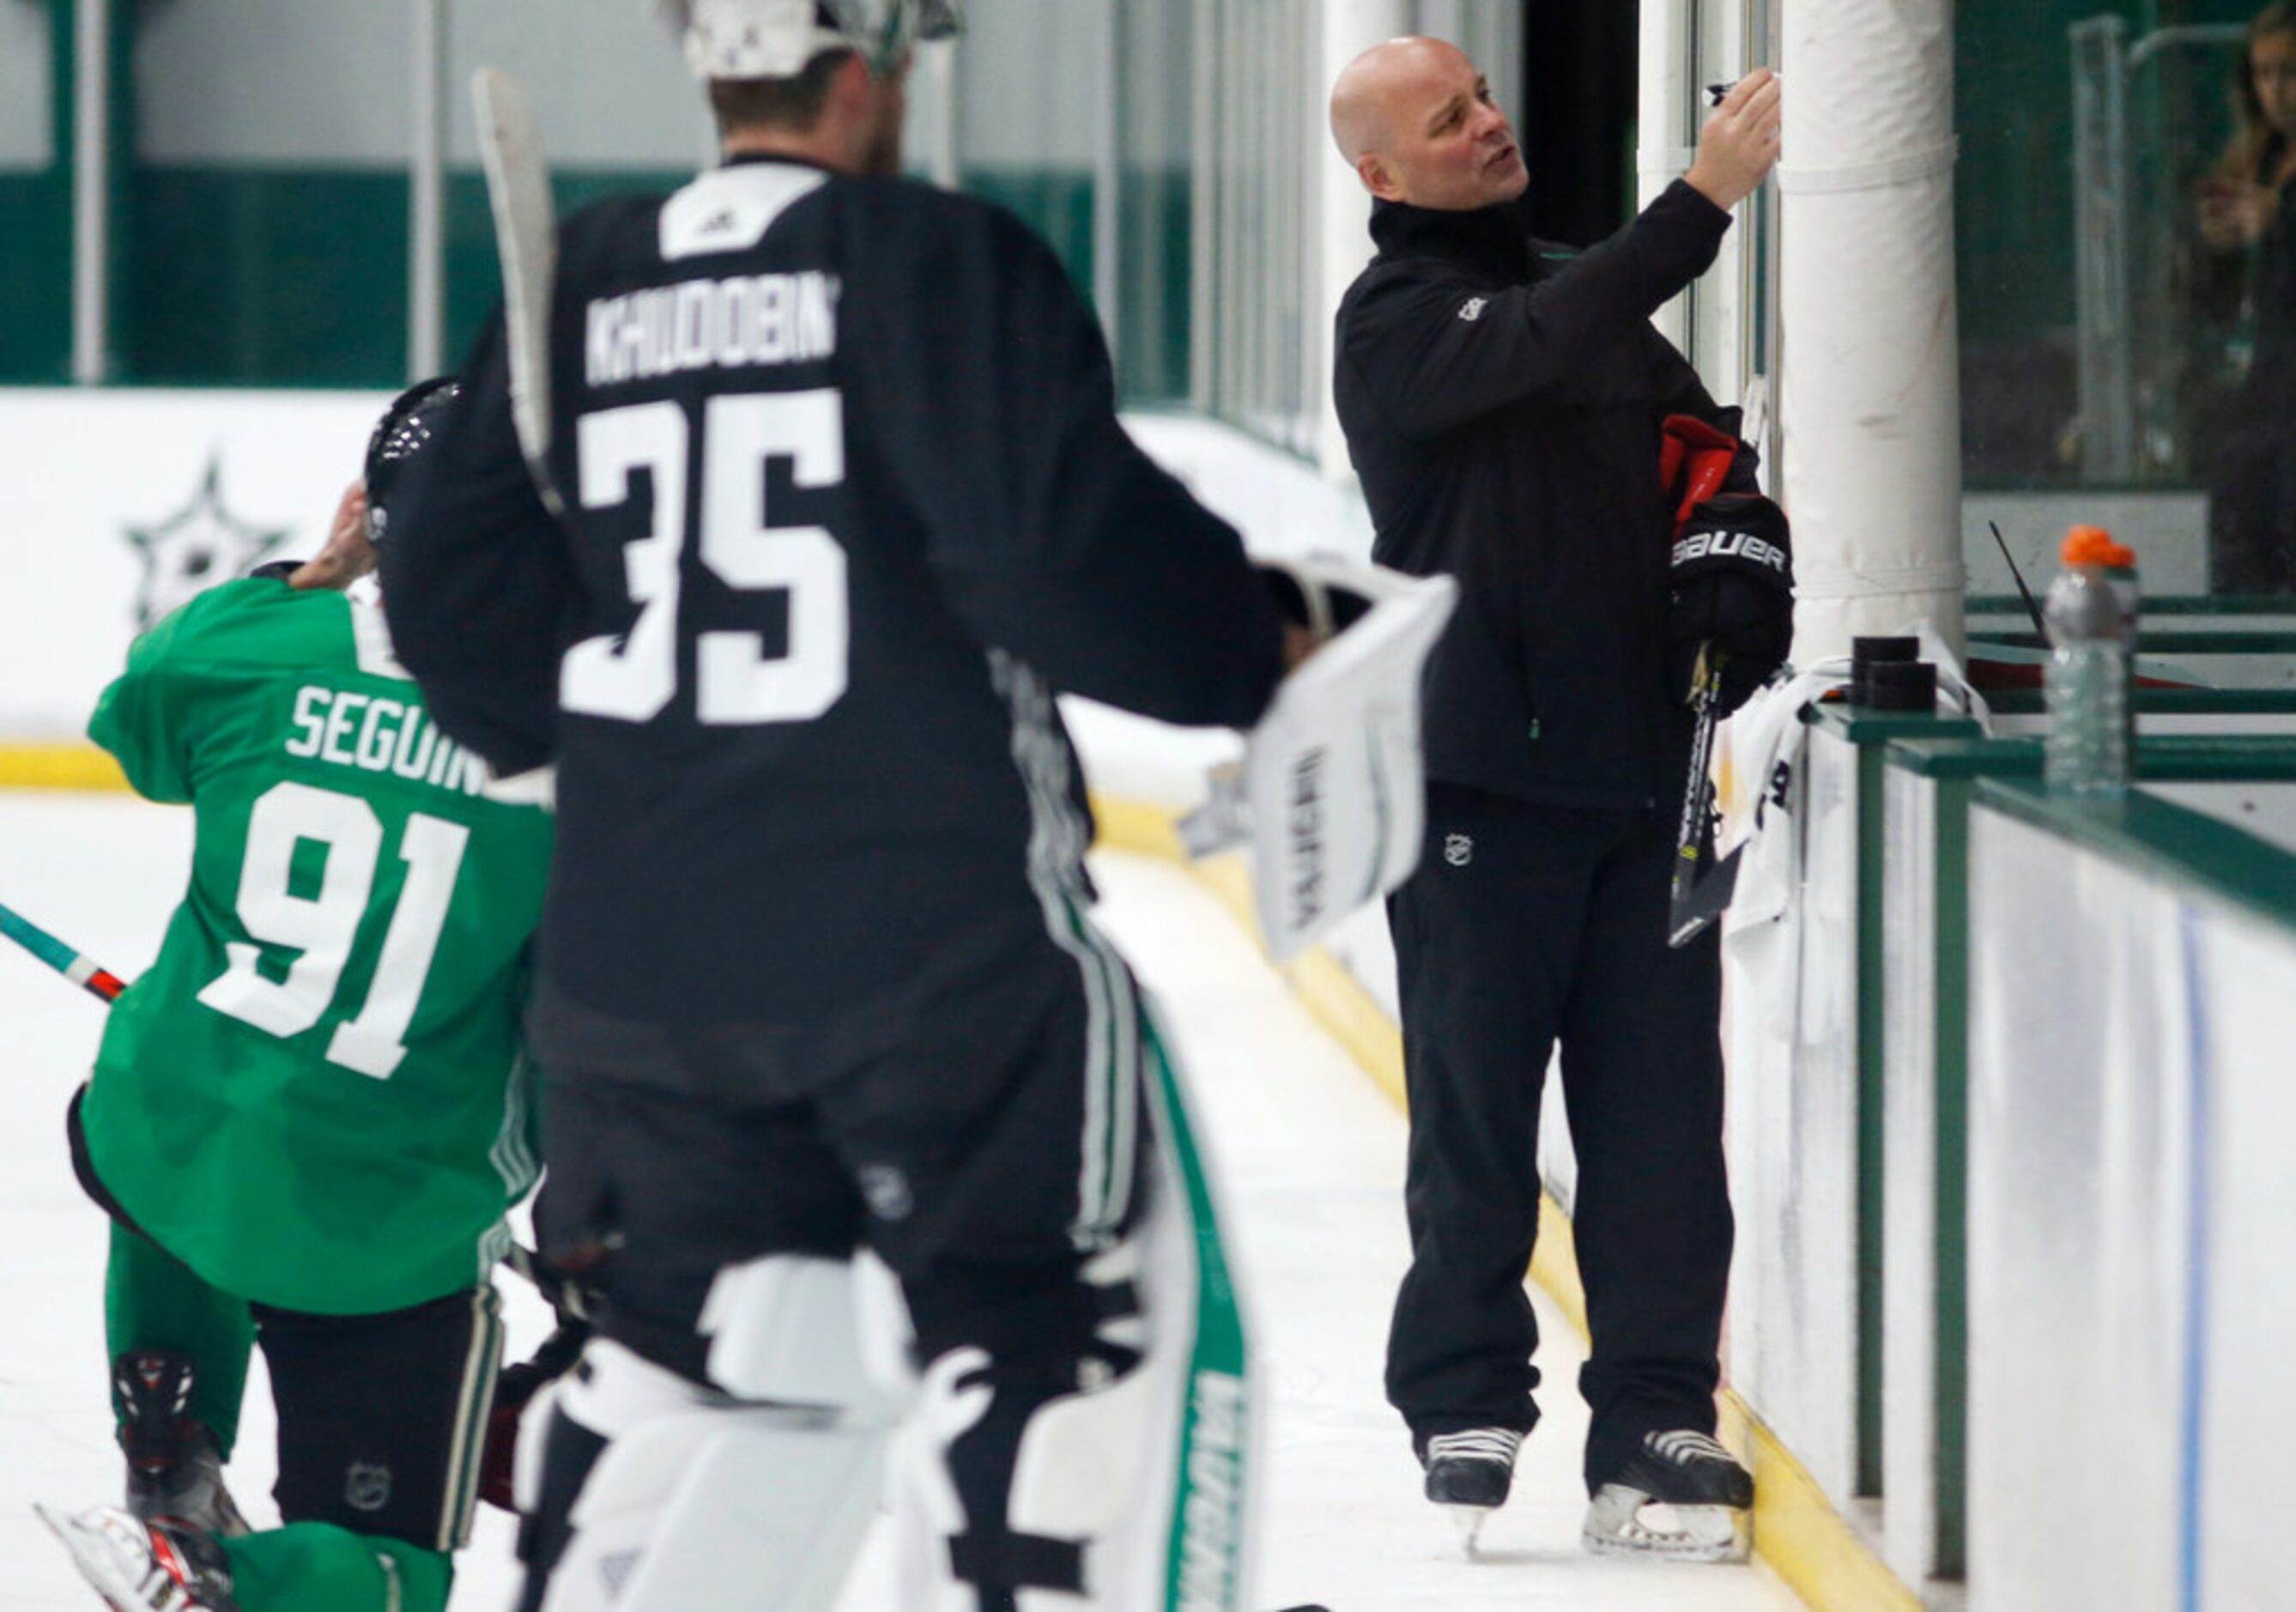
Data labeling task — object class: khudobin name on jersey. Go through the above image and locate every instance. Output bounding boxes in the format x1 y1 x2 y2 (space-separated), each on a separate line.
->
585 270 839 385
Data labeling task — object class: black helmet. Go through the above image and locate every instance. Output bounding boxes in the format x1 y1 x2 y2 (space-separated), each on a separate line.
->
362 377 460 545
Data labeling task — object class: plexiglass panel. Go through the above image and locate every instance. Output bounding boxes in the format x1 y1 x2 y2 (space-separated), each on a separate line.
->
127 0 414 383
1960 0 2293 597
0 1 52 170
0 0 64 381
442 2 706 369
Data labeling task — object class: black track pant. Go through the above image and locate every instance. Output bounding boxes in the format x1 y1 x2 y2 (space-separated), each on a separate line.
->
1384 782 1731 1492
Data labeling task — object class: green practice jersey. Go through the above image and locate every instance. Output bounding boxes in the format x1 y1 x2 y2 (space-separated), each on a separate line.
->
82 579 552 1315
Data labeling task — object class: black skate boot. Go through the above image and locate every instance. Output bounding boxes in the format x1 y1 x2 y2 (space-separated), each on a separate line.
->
1419 1427 1524 1556
113 1351 249 1538
1582 1428 1754 1563
36 1503 240 1611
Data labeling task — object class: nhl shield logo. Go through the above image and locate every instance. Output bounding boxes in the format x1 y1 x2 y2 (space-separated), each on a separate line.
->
1443 833 1474 868
345 1461 393 1512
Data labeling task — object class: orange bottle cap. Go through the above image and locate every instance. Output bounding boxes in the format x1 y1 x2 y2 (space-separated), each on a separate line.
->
2063 525 2135 567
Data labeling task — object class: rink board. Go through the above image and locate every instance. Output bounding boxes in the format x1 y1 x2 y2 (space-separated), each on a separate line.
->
1878 738 2296 1591
1965 784 2296 1611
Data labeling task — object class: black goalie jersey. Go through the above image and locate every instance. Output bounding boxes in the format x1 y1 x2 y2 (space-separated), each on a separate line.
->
385 157 1283 1065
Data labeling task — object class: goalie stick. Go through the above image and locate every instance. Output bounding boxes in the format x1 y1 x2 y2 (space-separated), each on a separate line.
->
1667 645 1742 948
470 67 564 515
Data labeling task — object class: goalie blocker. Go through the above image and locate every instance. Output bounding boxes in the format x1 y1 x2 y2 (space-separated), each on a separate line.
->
1181 556 1458 962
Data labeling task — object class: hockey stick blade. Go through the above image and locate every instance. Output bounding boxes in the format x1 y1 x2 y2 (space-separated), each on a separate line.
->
1668 845 1742 948
471 68 564 516
0 901 126 1002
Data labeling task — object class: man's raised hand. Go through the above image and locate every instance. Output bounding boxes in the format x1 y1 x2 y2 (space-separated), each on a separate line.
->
1687 68 1783 212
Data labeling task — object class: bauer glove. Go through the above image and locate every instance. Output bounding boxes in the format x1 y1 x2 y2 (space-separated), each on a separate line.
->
1668 491 1795 716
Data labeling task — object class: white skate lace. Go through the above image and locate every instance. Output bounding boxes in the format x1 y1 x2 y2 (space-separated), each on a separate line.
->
1426 1427 1524 1468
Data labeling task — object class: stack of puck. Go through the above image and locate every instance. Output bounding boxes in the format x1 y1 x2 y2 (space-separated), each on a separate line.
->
1851 636 1936 712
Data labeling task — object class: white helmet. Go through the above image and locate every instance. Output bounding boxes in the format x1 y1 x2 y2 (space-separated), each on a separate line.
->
657 0 960 80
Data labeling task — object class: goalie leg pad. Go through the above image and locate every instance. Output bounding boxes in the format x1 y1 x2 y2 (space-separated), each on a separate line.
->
533 1260 895 1612
892 1015 1258 1609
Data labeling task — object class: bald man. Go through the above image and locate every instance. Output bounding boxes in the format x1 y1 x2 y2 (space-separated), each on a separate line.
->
1328 39 1783 1562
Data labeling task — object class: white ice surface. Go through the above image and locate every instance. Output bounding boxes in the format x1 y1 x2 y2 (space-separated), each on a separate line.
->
0 795 1799 1611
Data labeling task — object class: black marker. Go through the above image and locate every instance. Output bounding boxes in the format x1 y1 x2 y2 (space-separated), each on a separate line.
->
1707 81 1736 106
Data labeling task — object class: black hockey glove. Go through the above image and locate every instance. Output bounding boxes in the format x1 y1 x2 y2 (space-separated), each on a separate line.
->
1669 491 1795 717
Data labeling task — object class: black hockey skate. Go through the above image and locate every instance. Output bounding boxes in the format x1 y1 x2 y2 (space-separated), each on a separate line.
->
1419 1427 1524 1556
36 1503 240 1611
1582 1428 1754 1563
113 1351 249 1539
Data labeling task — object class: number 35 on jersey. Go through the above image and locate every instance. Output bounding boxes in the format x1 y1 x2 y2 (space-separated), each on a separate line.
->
565 389 850 726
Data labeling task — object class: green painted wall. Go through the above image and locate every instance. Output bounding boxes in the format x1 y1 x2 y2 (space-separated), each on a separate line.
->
0 0 73 383
0 173 71 381
122 171 407 385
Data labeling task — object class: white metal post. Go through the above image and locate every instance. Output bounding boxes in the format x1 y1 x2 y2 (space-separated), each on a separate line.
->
1318 0 1412 477
920 34 958 191
1638 0 1696 353
71 0 107 384
409 0 446 381
1093 0 1123 369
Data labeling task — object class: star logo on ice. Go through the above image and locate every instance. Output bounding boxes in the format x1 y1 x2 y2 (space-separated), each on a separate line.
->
124 458 293 629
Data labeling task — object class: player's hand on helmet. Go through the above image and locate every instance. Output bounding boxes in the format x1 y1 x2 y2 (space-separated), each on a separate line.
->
289 482 379 593
1687 68 1783 211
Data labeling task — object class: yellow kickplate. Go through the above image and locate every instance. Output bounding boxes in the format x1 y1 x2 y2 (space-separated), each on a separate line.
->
0 745 127 792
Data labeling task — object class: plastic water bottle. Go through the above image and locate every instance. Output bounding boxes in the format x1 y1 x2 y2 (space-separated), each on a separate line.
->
2042 525 2136 796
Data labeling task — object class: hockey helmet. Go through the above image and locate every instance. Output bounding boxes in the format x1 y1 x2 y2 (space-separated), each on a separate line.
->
656 0 962 81
362 377 459 546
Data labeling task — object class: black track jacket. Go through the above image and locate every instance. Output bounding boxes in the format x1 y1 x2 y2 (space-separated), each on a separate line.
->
382 158 1283 1062
1335 180 1751 809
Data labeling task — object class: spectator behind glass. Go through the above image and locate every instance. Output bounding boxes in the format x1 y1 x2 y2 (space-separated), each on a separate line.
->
2197 1 2296 592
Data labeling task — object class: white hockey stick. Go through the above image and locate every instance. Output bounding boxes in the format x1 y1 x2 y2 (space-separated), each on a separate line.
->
471 67 565 516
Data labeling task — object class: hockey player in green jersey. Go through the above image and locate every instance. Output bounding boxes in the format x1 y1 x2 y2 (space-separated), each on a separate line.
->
39 380 554 1612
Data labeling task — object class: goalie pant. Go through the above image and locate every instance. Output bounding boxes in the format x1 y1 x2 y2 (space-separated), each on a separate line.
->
513 933 1259 1612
